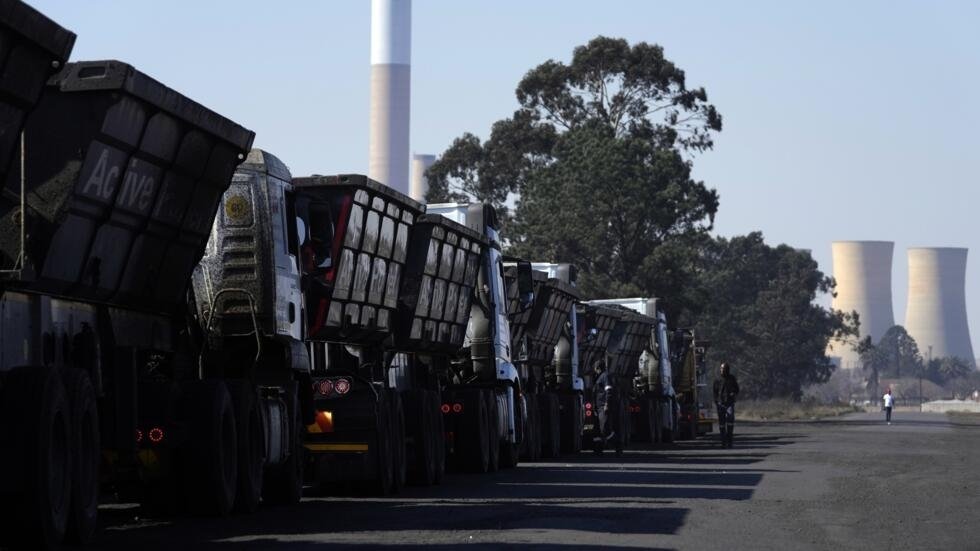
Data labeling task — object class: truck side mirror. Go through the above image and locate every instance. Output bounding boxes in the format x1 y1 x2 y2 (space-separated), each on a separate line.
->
296 217 307 246
516 260 534 309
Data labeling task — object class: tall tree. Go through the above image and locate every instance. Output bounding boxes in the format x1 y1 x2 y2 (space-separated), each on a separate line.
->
856 336 887 400
697 233 858 399
427 36 722 321
877 326 923 379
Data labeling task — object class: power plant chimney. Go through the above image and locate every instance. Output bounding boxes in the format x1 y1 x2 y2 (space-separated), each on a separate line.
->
369 0 411 194
410 153 435 203
828 241 896 369
904 247 975 367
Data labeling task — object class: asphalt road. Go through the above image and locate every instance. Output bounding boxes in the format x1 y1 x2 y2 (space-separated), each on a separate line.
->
93 411 980 550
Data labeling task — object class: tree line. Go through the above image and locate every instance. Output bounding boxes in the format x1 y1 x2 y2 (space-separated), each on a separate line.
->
426 36 873 400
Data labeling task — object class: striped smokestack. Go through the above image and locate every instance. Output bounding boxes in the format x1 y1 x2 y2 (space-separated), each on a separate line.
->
369 0 411 194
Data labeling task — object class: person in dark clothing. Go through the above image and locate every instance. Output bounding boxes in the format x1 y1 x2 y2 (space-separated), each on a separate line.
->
713 362 740 448
593 362 623 455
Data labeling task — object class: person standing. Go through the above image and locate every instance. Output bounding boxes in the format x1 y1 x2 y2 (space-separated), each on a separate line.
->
713 362 740 448
883 388 894 425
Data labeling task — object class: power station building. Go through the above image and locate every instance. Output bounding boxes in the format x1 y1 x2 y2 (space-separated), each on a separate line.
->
904 247 975 367
827 241 896 369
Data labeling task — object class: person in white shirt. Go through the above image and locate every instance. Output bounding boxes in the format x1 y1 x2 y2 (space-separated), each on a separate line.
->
883 389 894 425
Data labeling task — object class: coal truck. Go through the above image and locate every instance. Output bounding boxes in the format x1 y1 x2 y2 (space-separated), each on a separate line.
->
503 262 582 459
0 3 256 544
199 178 536 493
589 298 680 444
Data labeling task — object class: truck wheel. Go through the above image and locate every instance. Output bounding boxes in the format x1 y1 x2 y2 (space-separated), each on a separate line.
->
539 393 560 459
63 369 100 544
372 392 394 496
485 390 500 472
181 380 238 516
428 391 446 484
460 390 489 473
499 392 521 469
404 390 435 485
227 380 263 513
559 395 581 454
522 393 541 461
645 397 657 443
389 392 407 493
0 366 72 548
262 381 304 505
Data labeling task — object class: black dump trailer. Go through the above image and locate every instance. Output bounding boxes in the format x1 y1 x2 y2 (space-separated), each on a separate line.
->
0 50 253 547
504 264 580 459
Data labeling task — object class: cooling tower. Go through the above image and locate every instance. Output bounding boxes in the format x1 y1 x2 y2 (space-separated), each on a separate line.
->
410 153 435 202
369 0 411 194
905 248 975 367
828 241 895 369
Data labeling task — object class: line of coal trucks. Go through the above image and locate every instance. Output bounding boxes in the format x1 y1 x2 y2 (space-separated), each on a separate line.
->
0 1 712 547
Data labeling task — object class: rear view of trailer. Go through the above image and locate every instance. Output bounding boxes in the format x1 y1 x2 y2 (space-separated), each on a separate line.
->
1 49 253 547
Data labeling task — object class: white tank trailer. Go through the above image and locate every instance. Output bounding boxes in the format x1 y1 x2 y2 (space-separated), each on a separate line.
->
904 247 975 368
369 0 411 195
827 241 896 369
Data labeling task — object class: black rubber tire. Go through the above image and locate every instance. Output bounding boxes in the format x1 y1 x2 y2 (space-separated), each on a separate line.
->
460 390 489 473
522 393 541 461
485 390 500 472
262 381 304 505
404 390 436 486
63 369 100 545
428 391 446 484
559 394 582 454
499 392 521 469
180 380 238 516
0 366 72 549
539 393 561 459
372 392 394 496
389 391 407 493
227 380 264 514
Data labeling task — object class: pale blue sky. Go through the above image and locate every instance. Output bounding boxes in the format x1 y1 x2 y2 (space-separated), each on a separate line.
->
33 1 980 354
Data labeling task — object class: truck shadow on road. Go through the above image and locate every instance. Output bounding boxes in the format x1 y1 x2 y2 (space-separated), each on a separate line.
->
94 431 792 549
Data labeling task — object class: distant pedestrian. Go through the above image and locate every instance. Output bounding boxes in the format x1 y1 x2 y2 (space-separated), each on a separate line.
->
713 362 740 448
883 388 894 425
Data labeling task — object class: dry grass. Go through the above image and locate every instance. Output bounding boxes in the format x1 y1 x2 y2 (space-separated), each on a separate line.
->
736 399 860 421
947 411 980 426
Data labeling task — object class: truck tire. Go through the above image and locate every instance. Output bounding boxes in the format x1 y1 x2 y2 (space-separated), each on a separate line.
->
539 393 560 459
389 391 407 493
460 390 489 473
499 392 521 469
642 397 657 443
371 391 394 496
180 380 238 516
428 391 446 484
63 369 100 544
262 381 304 505
522 393 541 461
404 390 436 485
485 390 500 472
559 394 582 454
0 366 72 549
227 380 263 513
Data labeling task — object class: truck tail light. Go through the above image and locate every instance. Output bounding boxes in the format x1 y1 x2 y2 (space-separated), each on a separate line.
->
441 403 451 414
136 429 144 444
148 427 165 444
452 403 463 413
334 378 351 395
